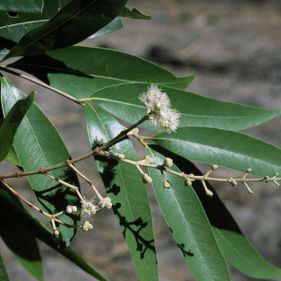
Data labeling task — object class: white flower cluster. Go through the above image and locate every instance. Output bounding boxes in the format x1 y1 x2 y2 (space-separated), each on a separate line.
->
81 199 99 218
140 84 180 133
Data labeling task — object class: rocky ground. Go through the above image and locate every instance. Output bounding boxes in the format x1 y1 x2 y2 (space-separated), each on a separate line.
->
1 0 281 280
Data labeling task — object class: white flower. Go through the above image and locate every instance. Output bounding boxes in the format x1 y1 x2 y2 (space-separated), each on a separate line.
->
140 84 180 133
164 157 173 168
82 220 93 232
99 197 112 209
140 84 170 114
142 173 153 184
157 108 180 133
66 205 78 214
81 199 99 218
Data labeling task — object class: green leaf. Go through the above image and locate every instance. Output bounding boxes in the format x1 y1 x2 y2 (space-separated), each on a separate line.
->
0 77 80 247
0 92 34 161
120 7 151 20
90 17 123 39
0 2 69 42
153 127 281 176
86 83 281 131
0 252 9 281
152 144 281 280
85 104 158 281
0 0 44 13
5 0 127 58
10 47 191 99
147 147 230 281
4 147 21 166
0 185 44 281
0 188 108 281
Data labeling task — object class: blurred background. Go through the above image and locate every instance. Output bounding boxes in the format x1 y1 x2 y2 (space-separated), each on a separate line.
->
1 0 281 280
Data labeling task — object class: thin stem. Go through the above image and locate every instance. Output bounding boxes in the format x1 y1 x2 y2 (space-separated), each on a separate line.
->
68 163 103 200
0 65 82 105
1 180 65 224
44 172 84 201
0 114 149 181
120 157 281 186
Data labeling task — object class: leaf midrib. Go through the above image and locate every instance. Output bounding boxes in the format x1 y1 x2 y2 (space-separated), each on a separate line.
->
91 97 277 120
90 105 155 280
149 148 228 281
0 19 48 30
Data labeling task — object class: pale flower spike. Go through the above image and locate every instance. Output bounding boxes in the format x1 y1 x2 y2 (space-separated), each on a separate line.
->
140 84 180 133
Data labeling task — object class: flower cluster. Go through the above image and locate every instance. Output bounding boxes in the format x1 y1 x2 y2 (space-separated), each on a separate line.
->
81 199 99 218
140 84 180 133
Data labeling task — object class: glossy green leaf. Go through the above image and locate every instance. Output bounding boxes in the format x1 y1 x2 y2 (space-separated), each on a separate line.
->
0 92 34 161
5 0 127 58
0 185 44 281
0 252 9 281
147 147 230 281
152 144 281 280
0 2 69 43
0 77 80 246
0 188 108 281
10 46 191 99
120 7 151 20
90 17 123 39
86 83 281 131
0 0 43 13
153 127 281 177
85 104 158 281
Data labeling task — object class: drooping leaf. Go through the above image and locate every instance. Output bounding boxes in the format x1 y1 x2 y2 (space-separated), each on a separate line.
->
0 184 44 281
147 147 230 281
120 7 151 20
9 46 192 98
84 83 281 131
153 127 281 176
0 1 69 43
5 0 127 58
0 0 44 13
85 104 158 281
0 92 34 161
0 77 80 246
152 144 281 280
0 188 108 281
0 252 9 281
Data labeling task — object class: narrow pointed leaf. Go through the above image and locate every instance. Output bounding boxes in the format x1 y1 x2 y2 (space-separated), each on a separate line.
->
10 47 191 99
90 17 123 39
0 1 44 13
147 147 230 281
0 186 44 281
86 83 281 131
120 7 151 20
85 104 158 281
153 127 281 176
152 144 281 279
0 188 108 281
0 92 34 161
0 77 80 246
0 253 9 281
6 0 127 58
